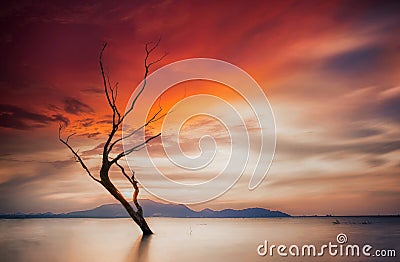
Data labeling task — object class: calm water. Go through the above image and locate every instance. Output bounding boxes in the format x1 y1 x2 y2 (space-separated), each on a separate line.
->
0 217 398 261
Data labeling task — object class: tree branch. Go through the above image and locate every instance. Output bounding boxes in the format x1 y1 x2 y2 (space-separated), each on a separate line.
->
58 125 101 184
110 133 161 165
100 43 115 115
107 106 165 154
100 43 121 164
99 40 166 165
118 38 167 125
115 161 143 216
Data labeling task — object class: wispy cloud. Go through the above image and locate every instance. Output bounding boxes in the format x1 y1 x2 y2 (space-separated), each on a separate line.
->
0 104 69 130
0 0 399 215
63 97 94 115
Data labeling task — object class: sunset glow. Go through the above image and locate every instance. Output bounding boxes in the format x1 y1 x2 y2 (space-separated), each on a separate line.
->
0 0 399 216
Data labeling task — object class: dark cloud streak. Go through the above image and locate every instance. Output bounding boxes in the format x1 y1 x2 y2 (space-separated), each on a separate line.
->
63 97 94 115
322 45 385 76
0 104 69 130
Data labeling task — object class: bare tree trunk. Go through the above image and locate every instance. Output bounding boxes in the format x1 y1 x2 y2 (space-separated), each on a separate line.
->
101 173 153 235
59 40 166 236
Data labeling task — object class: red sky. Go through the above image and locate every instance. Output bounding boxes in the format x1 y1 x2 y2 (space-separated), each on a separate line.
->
0 0 399 215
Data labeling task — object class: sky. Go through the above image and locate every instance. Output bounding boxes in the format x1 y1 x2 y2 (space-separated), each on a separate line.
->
0 0 399 215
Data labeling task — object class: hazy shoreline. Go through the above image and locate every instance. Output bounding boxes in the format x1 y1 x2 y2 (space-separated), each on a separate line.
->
1 215 399 219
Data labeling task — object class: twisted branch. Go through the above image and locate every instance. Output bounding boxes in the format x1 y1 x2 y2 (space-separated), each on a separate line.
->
58 124 101 184
116 162 143 216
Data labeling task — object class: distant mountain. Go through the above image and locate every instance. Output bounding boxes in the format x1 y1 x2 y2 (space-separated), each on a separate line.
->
0 199 290 218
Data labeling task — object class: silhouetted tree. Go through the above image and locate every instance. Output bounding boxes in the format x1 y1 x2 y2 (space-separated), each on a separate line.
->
59 40 166 235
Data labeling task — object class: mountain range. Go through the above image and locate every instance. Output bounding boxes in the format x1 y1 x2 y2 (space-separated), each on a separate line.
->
0 199 290 218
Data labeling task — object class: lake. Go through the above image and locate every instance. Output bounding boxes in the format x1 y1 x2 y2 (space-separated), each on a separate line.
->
0 217 398 261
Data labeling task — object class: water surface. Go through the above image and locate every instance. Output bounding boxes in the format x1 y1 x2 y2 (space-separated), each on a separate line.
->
0 217 398 261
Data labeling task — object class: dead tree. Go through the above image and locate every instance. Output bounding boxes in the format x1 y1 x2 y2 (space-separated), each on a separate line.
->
59 40 166 235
